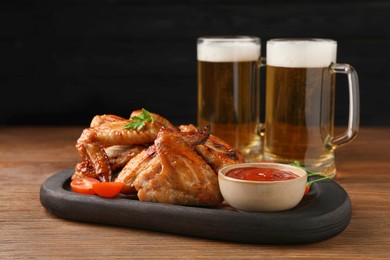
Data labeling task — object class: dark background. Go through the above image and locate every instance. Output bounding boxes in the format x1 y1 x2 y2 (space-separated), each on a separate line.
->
1 0 389 126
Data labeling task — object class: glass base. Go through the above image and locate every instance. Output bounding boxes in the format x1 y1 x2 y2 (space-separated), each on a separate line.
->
241 140 263 163
243 148 263 162
263 153 337 179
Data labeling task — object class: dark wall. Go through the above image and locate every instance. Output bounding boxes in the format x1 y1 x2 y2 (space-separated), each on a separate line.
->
1 0 389 126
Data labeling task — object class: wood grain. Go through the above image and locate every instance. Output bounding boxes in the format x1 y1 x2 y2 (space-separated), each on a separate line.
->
0 126 389 259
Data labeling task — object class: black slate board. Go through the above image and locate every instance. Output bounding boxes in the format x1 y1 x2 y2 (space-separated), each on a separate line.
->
40 168 352 244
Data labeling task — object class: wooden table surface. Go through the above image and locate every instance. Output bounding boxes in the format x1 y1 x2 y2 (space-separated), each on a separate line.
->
1 126 389 259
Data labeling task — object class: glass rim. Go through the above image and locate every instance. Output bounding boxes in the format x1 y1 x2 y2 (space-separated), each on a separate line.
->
267 38 336 44
198 36 260 43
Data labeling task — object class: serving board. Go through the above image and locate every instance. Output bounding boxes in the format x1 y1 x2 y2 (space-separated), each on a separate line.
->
40 168 352 244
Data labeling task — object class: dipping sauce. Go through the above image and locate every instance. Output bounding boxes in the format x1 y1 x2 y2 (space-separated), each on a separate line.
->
226 167 299 181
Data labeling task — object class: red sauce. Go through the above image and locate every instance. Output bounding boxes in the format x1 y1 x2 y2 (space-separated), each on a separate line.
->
226 167 299 181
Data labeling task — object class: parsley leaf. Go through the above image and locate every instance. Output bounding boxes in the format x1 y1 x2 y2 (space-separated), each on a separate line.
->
123 108 154 131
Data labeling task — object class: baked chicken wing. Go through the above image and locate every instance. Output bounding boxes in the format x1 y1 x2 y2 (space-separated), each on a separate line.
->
75 111 174 181
116 126 223 206
178 125 245 172
73 109 244 207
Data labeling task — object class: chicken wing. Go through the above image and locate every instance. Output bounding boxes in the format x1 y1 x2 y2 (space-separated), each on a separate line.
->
116 126 223 206
75 111 173 182
178 125 245 172
72 144 146 180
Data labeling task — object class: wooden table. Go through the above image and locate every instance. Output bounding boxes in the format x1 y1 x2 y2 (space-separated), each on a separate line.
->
1 126 389 259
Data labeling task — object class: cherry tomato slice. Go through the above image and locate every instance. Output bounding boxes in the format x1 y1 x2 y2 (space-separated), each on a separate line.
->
92 182 124 198
304 184 310 195
70 178 100 195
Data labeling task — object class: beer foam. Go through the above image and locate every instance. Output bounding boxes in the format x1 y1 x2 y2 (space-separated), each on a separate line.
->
198 39 260 62
267 39 337 68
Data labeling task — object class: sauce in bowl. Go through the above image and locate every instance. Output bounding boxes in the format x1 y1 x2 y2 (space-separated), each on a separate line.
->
226 167 299 181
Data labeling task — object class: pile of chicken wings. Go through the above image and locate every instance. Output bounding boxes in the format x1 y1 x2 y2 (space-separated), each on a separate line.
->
73 110 244 207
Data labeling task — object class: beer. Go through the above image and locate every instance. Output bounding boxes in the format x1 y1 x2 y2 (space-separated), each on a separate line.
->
265 66 336 171
264 39 338 176
197 37 261 159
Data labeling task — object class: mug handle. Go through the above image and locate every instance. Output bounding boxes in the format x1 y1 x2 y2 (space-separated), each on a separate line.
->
327 63 360 149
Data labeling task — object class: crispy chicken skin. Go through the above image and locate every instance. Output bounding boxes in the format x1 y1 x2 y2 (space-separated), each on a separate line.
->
90 114 127 128
75 112 173 181
115 145 159 194
195 134 245 172
178 125 245 172
72 145 146 181
116 126 223 206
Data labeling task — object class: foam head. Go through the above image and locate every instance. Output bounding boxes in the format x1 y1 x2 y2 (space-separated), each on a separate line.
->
197 37 260 62
266 39 337 68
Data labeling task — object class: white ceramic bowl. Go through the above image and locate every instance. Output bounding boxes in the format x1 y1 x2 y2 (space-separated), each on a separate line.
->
218 162 307 212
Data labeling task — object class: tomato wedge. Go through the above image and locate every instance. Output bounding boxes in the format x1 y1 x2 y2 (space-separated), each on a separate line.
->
304 184 310 195
92 182 124 198
70 178 100 195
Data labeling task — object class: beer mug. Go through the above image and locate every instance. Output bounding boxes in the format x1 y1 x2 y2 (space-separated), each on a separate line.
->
264 38 359 178
197 36 262 161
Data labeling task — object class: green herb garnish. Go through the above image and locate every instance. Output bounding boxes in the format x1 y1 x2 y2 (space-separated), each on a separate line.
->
290 161 331 195
123 108 154 131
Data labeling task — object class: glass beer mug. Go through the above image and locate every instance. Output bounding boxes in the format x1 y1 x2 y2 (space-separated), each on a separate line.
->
264 38 359 178
197 36 262 161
